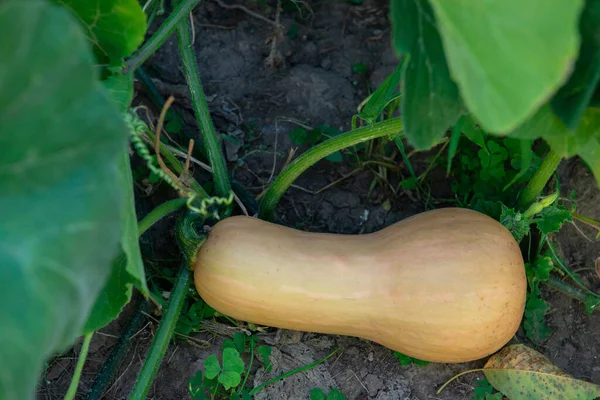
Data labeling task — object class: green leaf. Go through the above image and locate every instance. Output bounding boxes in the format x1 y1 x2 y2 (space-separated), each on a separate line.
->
585 296 600 314
531 256 555 283
314 125 342 139
326 388 347 400
546 108 600 157
103 71 134 112
511 105 600 158
400 177 418 190
223 348 245 374
325 151 343 163
0 2 130 399
484 344 600 399
55 0 147 64
83 254 132 333
500 205 530 242
462 115 488 151
189 371 206 400
257 345 272 372
577 136 600 187
289 127 308 145
502 139 534 191
233 332 247 353
352 63 368 75
551 1 600 130
446 116 465 175
204 355 221 380
473 379 495 400
310 388 326 400
357 63 403 124
83 147 148 333
219 371 242 391
391 0 462 149
429 0 584 133
393 351 430 366
219 348 244 390
472 200 503 221
287 23 298 39
536 206 573 235
524 296 552 344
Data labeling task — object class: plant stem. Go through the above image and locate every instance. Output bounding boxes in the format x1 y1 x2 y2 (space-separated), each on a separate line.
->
258 117 403 220
546 276 597 311
86 300 148 400
572 212 600 232
436 369 483 395
518 148 562 209
176 13 231 199
64 332 93 400
138 198 188 236
128 266 190 400
238 341 255 394
126 0 202 72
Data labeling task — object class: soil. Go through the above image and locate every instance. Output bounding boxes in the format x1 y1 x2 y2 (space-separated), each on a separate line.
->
37 1 600 399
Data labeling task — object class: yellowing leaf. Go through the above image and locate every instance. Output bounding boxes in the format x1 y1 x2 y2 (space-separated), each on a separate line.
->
484 344 600 399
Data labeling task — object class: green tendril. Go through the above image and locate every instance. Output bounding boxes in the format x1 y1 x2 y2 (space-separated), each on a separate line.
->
186 192 234 219
125 110 233 221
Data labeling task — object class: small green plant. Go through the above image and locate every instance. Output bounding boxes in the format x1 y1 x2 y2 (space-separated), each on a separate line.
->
393 351 430 367
310 387 347 400
289 125 344 163
473 379 503 400
189 333 338 399
352 62 368 75
189 332 269 399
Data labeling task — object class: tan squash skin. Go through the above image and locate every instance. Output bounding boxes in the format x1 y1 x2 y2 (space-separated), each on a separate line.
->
194 208 526 363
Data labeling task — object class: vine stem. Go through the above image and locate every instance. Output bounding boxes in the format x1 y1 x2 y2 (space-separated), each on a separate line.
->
176 10 231 199
138 197 188 236
518 148 562 209
128 266 190 400
125 0 202 72
546 276 598 311
258 117 403 220
436 369 483 395
86 300 148 400
64 333 94 400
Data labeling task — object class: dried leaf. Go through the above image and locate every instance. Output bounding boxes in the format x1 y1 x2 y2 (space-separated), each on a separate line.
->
484 344 600 399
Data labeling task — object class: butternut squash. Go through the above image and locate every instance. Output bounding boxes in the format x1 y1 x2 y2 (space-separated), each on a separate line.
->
194 208 526 363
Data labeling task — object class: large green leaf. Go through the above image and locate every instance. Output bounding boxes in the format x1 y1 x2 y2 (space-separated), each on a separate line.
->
545 108 600 156
552 0 600 130
511 105 600 156
0 2 128 398
430 0 584 133
578 136 600 186
83 149 148 333
55 0 146 64
103 71 134 112
390 0 462 149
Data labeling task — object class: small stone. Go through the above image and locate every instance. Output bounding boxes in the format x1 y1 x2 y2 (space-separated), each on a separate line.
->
367 351 374 362
363 374 384 397
563 341 577 359
320 57 332 70
346 346 360 356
